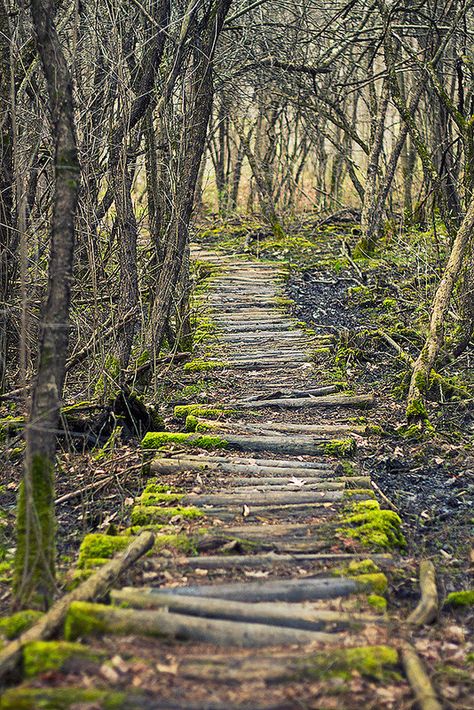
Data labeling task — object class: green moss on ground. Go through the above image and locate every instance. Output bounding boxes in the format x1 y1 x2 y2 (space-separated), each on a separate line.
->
23 640 104 677
295 645 398 681
173 404 227 419
139 491 184 505
130 505 204 526
0 610 43 640
141 431 228 451
338 500 406 549
77 534 129 569
444 590 474 608
0 688 128 710
368 594 388 612
354 573 388 594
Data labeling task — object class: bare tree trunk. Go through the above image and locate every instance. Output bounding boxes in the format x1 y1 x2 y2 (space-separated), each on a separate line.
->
407 195 474 422
14 0 80 609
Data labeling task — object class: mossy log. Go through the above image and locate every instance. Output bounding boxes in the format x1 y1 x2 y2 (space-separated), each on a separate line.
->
143 431 356 456
407 560 438 626
111 588 381 631
150 454 335 477
212 476 370 488
65 601 341 647
235 394 375 409
0 531 154 683
401 643 442 710
149 551 393 570
178 645 399 682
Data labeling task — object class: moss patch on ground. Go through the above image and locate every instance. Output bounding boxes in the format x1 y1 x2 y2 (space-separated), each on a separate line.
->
23 640 104 677
444 590 474 608
173 404 228 419
0 610 43 640
368 594 388 612
338 500 406 550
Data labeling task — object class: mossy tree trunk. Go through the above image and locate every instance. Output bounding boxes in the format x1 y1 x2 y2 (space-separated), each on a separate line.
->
0 2 14 393
14 0 80 609
407 194 474 422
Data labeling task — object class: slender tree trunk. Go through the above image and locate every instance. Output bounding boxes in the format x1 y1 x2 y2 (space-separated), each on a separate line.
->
0 1 14 393
407 195 474 422
15 0 80 609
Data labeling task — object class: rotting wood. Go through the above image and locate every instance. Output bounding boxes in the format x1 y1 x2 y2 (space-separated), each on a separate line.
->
401 643 442 710
162 552 393 569
407 560 438 626
235 394 375 409
146 576 361 602
66 601 342 647
111 588 382 630
0 531 154 683
183 490 346 506
211 476 369 488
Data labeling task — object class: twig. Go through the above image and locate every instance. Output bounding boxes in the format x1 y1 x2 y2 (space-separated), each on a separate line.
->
407 560 438 626
401 643 442 710
372 480 400 512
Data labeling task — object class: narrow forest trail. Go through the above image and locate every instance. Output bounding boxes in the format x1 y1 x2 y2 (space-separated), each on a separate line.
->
2 249 446 709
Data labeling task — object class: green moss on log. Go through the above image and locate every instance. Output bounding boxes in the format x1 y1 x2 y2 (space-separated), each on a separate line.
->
294 645 398 680
77 534 130 569
130 505 204 526
354 573 388 594
343 488 376 500
141 431 228 450
321 438 356 457
0 688 127 710
183 360 226 372
23 640 104 677
338 500 406 550
0 610 43 640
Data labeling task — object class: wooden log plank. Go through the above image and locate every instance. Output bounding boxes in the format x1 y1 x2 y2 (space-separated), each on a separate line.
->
236 394 375 409
147 576 360 602
212 477 370 488
65 601 341 647
166 433 355 456
168 552 393 569
151 454 336 473
184 490 345 506
111 589 380 631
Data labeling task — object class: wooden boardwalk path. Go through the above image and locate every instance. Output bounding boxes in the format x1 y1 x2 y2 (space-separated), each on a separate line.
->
1 250 438 709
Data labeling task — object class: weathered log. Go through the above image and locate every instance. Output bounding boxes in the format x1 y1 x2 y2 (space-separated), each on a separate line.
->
184 490 345 506
65 601 341 647
166 552 393 570
242 385 340 400
194 418 364 439
178 645 399 683
151 454 336 477
236 394 375 409
156 433 354 456
212 476 370 487
111 588 380 631
401 643 442 710
0 531 154 683
148 576 360 602
407 560 438 626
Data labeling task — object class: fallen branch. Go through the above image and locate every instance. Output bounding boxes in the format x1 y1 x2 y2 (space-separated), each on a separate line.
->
0 531 154 683
401 643 442 710
407 560 438 626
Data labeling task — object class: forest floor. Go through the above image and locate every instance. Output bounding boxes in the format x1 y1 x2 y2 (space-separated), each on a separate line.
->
0 214 473 709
